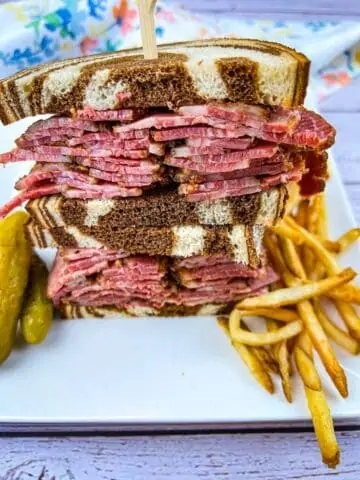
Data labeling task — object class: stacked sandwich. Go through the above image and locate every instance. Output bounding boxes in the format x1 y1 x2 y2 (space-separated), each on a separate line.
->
0 38 335 318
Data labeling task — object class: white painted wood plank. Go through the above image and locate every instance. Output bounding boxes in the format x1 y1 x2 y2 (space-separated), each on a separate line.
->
0 432 360 479
176 0 360 18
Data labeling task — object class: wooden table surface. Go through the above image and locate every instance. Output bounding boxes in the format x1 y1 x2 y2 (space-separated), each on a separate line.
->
1 1 360 479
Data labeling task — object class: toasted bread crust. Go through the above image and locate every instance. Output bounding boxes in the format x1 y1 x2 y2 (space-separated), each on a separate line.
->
0 38 310 124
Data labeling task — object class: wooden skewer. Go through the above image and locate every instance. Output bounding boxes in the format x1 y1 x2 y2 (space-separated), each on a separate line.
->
137 0 158 60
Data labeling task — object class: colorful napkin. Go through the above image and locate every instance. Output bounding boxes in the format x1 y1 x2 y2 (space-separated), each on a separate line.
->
0 0 359 102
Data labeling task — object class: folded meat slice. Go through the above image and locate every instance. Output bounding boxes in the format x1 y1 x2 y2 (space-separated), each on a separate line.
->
73 156 160 174
174 161 287 184
176 268 279 306
165 146 280 174
27 117 103 133
179 164 305 201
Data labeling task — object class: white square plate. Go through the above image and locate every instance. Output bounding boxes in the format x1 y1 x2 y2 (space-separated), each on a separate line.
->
0 102 359 431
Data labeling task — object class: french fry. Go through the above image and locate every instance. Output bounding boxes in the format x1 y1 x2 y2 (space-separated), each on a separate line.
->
240 320 279 374
238 268 355 310
337 228 360 252
235 307 299 323
284 216 340 274
272 223 304 245
297 300 348 398
295 199 309 227
265 235 348 397
294 346 321 391
285 182 300 215
267 318 292 402
316 193 328 241
272 223 340 253
252 346 280 375
279 236 306 278
312 300 359 355
264 233 301 287
284 218 360 340
326 284 360 304
335 301 360 342
295 338 340 468
217 317 274 394
229 309 302 346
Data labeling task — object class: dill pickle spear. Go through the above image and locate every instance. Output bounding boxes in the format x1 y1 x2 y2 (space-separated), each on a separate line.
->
21 255 53 344
0 212 32 364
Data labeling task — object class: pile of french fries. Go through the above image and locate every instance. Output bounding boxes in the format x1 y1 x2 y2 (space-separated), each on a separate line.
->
219 183 360 469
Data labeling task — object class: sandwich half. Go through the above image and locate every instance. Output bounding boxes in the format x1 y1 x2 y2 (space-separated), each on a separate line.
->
0 38 335 318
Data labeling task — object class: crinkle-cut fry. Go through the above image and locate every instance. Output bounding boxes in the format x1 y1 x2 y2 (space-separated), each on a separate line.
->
337 228 360 252
217 317 274 394
235 307 299 323
295 338 340 469
312 300 360 355
326 284 360 305
238 268 355 310
229 309 302 346
297 300 348 398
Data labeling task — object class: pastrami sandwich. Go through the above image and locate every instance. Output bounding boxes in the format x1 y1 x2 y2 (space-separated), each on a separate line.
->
0 38 335 318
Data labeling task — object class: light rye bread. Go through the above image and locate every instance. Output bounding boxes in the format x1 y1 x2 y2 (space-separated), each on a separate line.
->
0 38 310 124
25 186 287 229
60 303 227 319
26 222 265 267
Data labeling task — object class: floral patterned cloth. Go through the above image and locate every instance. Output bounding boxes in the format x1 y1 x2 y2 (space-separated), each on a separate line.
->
0 0 359 102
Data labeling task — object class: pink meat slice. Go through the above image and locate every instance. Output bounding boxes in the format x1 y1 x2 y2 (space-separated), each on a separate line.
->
0 148 71 164
152 126 249 142
175 161 286 184
113 113 224 133
32 145 149 159
171 144 278 160
21 128 86 142
73 156 159 173
64 186 142 199
177 262 265 286
186 137 253 150
88 168 156 186
165 146 280 174
0 184 62 218
27 117 101 133
173 255 258 272
75 106 135 121
178 104 268 125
